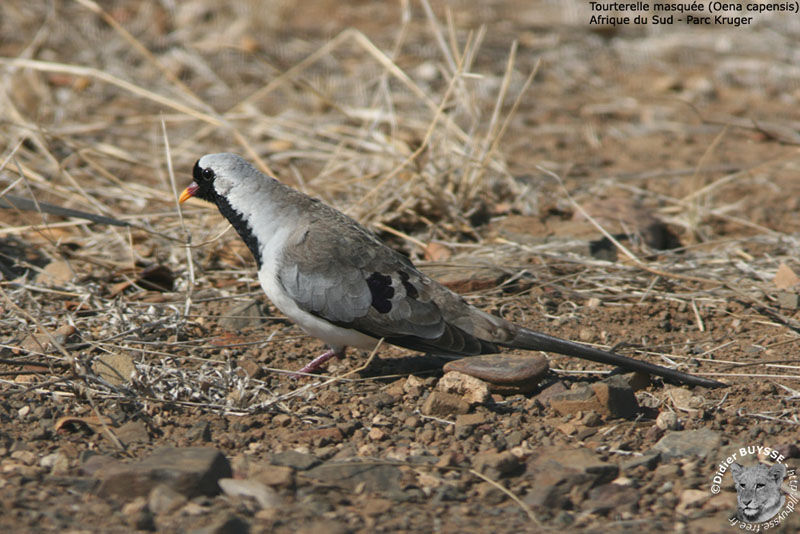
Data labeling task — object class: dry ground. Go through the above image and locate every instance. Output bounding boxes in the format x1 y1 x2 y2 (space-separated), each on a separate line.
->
1 1 799 532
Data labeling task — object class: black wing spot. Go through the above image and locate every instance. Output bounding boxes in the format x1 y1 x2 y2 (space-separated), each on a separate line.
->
367 272 394 313
398 271 419 299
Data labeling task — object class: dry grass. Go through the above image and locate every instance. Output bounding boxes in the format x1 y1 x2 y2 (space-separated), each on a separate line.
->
1 0 799 418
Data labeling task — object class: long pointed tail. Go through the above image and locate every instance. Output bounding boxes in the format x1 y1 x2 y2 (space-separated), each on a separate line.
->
509 328 725 388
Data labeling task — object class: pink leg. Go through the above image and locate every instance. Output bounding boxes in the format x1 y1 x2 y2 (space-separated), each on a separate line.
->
296 348 344 375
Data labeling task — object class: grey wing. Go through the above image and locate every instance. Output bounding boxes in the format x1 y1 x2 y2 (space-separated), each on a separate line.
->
277 217 501 356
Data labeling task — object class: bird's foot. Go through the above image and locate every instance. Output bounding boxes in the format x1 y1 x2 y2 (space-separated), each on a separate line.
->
294 349 341 376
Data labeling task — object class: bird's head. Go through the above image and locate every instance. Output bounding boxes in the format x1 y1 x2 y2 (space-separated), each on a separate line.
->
179 153 254 204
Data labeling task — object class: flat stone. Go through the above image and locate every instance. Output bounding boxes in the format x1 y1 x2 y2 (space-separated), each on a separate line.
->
443 354 548 393
269 450 320 471
437 372 490 404
219 478 280 510
219 300 264 331
420 391 470 417
93 353 136 386
652 428 722 460
301 461 403 495
97 447 231 500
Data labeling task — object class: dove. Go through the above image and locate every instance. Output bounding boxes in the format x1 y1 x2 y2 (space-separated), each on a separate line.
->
179 153 723 388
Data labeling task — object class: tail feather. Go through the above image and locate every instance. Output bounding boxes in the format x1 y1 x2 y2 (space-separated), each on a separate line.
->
508 328 724 388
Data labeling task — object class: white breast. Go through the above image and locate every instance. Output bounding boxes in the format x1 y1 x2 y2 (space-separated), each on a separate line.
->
257 234 378 352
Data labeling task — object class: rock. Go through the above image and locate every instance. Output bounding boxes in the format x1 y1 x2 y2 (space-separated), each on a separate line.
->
93 353 136 386
653 429 721 460
591 375 638 419
443 354 548 394
549 385 597 415
250 463 294 488
186 421 212 443
549 375 638 419
455 412 487 431
582 483 639 514
623 371 651 391
437 371 490 404
81 454 120 477
97 447 231 500
359 497 393 516
655 411 680 431
36 260 74 286
219 300 264 331
188 512 250 534
301 461 403 495
774 263 800 289
524 464 594 509
676 488 709 515
11 450 36 465
666 387 704 416
237 358 262 379
403 375 426 396
121 496 155 531
620 451 660 471
368 427 386 441
148 484 188 515
219 478 280 510
40 452 70 474
296 520 349 534
270 450 320 471
420 391 470 417
534 381 568 405
777 291 800 309
524 447 618 509
471 450 522 478
115 420 150 446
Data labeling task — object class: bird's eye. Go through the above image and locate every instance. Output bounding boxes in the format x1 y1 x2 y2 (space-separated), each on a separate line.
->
202 168 215 181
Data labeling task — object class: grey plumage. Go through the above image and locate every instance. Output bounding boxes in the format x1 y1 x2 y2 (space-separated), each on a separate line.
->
179 153 724 389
